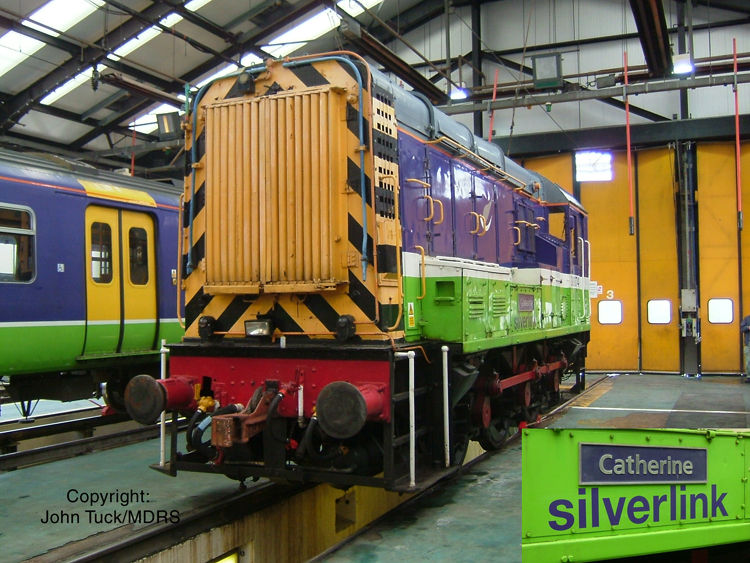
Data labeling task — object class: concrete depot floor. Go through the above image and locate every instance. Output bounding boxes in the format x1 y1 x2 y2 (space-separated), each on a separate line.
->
316 373 750 563
3 374 750 563
315 442 523 563
0 438 251 563
0 399 102 423
549 373 750 429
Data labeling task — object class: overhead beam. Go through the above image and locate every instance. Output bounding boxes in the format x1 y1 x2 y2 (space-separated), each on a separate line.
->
691 0 750 16
492 114 750 156
100 1 237 66
158 0 239 44
179 0 325 85
0 2 174 132
442 71 750 115
0 132 146 171
69 0 327 152
339 18 448 104
629 0 672 76
0 12 178 94
80 138 185 160
70 98 156 150
474 52 669 122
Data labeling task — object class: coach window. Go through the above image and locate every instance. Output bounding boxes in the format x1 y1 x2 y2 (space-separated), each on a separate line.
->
0 204 35 283
647 299 671 324
598 300 623 325
707 298 733 324
91 222 113 283
128 227 149 285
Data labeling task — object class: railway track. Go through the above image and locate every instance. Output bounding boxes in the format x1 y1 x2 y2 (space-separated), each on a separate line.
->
13 380 603 563
0 408 184 471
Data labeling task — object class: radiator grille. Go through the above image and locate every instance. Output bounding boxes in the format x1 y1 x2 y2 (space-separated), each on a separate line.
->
491 294 508 318
468 294 486 319
204 87 347 293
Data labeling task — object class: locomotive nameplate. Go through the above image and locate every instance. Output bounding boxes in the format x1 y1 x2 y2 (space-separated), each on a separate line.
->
579 443 707 485
518 293 534 312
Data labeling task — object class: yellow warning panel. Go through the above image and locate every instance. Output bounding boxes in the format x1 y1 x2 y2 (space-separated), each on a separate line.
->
637 148 680 372
739 142 750 343
697 143 740 373
581 151 639 371
78 179 156 207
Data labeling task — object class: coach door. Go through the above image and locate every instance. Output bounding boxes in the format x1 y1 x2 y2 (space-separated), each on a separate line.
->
83 206 157 356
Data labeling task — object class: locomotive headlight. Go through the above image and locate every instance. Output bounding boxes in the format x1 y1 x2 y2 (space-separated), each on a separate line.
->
245 319 273 337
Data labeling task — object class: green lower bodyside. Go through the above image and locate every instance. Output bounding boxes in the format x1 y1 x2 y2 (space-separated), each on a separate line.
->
0 321 184 376
403 271 590 352
522 428 750 562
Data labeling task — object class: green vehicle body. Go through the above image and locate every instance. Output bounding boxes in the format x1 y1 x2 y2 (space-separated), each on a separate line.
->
402 253 591 353
0 321 184 376
522 428 750 561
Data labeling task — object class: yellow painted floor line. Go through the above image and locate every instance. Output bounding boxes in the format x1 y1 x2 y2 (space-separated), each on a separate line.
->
571 406 749 415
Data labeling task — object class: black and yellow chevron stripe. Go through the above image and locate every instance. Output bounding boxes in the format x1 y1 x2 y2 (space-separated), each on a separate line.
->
182 56 405 342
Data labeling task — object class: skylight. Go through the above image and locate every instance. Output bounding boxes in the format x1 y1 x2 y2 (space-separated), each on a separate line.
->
39 0 217 108
262 0 383 59
40 66 103 106
131 103 182 135
0 0 104 79
575 151 613 182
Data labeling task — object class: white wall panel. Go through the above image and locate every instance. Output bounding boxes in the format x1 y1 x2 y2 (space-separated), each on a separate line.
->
379 0 746 137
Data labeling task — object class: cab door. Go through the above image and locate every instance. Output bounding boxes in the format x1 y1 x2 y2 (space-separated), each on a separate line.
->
84 206 157 356
120 210 157 350
84 207 121 355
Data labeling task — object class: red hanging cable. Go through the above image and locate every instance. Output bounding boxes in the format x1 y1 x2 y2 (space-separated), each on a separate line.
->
488 68 499 143
130 122 136 177
625 52 634 236
734 38 743 230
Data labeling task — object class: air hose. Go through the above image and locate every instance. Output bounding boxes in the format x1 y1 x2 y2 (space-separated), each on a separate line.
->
190 403 242 460
300 417 342 462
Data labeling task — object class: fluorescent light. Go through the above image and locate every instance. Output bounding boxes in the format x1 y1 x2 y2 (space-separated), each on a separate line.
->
450 88 468 100
40 66 103 105
50 1 216 105
0 0 103 79
110 26 164 60
0 32 45 77
241 54 263 67
337 0 383 18
27 0 104 38
261 0 383 59
184 0 214 11
196 64 239 88
673 53 693 74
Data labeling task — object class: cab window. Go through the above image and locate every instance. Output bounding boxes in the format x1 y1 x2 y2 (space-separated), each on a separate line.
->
91 222 113 283
0 204 35 283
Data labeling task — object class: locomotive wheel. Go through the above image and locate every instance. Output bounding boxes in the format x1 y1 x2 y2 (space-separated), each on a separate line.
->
451 431 471 466
522 405 540 424
548 371 561 407
104 375 131 413
478 416 511 450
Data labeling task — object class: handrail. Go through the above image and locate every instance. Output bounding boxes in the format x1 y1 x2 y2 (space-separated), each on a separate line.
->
422 136 528 192
422 195 435 222
578 237 585 278
512 226 521 246
470 212 482 234
414 245 426 300
176 193 185 329
406 178 431 188
433 198 444 225
515 220 540 229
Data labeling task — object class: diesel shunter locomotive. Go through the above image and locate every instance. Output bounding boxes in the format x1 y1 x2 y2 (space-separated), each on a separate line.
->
124 52 591 491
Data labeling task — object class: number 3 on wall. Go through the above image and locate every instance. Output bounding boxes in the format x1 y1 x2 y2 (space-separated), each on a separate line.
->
606 290 614 300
